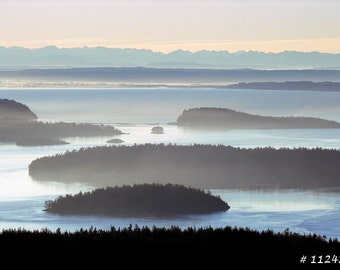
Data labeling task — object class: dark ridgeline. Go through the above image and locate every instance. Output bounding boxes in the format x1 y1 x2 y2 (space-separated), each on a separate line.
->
0 226 339 266
176 108 340 129
0 98 122 142
29 144 340 189
44 184 230 216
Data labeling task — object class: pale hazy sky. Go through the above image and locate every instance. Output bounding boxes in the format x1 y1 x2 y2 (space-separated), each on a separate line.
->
1 0 340 52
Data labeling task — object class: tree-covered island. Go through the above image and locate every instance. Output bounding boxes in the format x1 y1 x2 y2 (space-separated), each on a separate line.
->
29 144 340 189
44 183 230 217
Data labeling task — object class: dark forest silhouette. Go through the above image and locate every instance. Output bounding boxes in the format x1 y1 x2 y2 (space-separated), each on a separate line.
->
0 226 339 266
44 184 229 217
176 107 340 129
29 144 340 189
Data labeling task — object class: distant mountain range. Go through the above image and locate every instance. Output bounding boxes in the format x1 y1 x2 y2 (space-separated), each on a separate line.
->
1 46 340 70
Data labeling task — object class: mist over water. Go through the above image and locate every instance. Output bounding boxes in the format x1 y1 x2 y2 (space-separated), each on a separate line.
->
0 88 340 238
1 88 340 123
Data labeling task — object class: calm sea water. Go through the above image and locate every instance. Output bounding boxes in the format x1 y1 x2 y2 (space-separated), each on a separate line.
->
0 88 340 238
1 88 340 123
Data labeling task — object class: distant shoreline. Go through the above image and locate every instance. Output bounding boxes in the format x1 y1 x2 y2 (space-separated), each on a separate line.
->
1 67 340 90
1 81 340 92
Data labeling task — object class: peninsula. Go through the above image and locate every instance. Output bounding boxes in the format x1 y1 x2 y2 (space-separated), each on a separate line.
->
15 137 69 147
175 108 340 129
0 98 37 121
0 99 122 142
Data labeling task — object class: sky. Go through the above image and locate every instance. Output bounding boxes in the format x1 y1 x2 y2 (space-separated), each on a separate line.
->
1 0 340 53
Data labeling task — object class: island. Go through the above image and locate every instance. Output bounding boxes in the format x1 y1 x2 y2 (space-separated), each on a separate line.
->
175 107 340 129
0 99 122 142
29 144 340 189
106 138 124 144
15 137 70 147
44 184 230 217
151 126 164 134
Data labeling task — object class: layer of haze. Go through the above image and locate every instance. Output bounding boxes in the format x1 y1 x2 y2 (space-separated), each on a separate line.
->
1 0 340 53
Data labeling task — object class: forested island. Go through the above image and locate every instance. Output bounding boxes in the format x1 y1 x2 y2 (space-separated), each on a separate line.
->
44 184 229 217
29 144 340 189
0 99 122 142
176 108 340 129
15 137 69 146
1 226 339 266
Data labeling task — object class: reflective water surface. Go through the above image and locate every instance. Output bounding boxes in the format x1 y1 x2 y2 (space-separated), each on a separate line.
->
0 88 339 238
